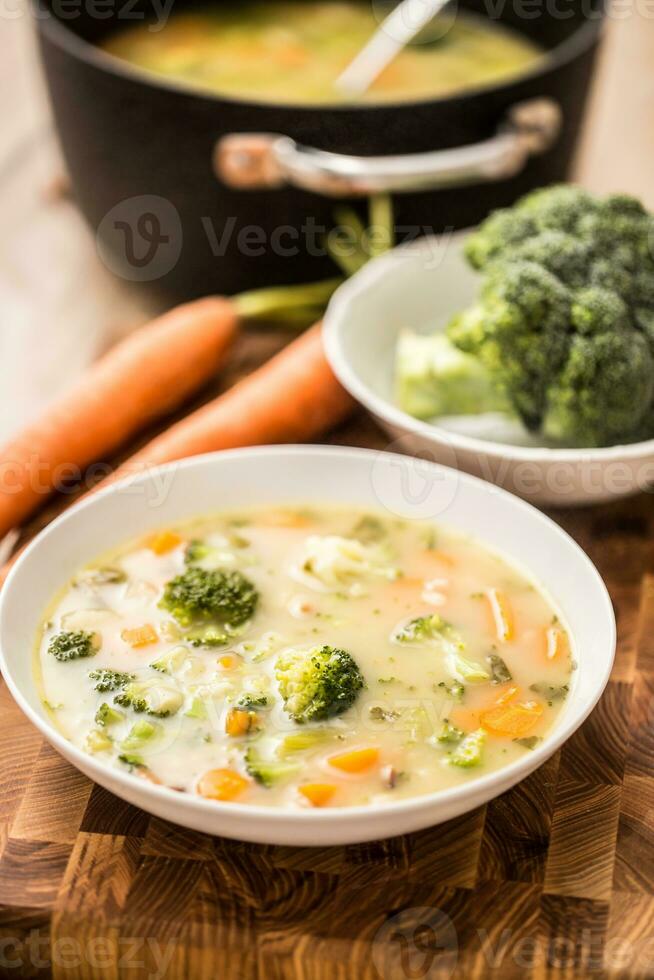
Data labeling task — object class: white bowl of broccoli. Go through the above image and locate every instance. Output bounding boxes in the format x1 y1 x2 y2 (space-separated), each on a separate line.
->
0 446 614 844
324 186 654 506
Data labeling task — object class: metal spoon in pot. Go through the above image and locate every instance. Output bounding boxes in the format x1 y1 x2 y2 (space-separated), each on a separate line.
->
335 0 454 99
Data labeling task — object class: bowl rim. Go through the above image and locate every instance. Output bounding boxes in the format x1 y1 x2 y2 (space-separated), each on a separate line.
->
323 239 654 464
32 0 605 115
0 444 616 830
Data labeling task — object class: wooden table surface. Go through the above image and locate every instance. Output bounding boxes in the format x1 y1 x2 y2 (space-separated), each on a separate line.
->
1 9 654 980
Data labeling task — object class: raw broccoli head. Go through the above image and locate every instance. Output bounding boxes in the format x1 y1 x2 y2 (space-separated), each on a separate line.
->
450 186 654 445
506 231 593 289
449 261 571 429
159 567 258 629
275 645 364 724
464 209 537 269
543 330 654 446
48 630 99 662
518 184 597 233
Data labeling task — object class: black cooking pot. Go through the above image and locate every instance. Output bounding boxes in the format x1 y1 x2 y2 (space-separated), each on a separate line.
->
35 0 604 301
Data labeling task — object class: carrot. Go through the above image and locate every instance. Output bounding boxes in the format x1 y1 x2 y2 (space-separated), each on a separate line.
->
423 550 456 568
225 708 259 737
451 685 518 732
121 624 158 648
480 701 543 738
298 784 337 807
107 324 355 482
328 748 380 773
197 768 250 801
0 322 354 589
147 530 183 555
0 298 238 539
479 688 543 738
0 269 344 544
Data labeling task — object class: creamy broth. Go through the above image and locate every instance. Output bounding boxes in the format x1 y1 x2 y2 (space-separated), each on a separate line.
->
101 3 542 104
36 507 572 809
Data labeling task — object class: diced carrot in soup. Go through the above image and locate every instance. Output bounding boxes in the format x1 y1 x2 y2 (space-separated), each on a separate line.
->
480 700 543 737
147 530 182 555
328 748 380 773
424 550 456 568
198 769 250 801
299 784 337 807
225 709 259 737
121 624 158 647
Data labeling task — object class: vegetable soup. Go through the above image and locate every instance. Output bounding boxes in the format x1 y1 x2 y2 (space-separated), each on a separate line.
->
101 2 542 104
35 507 573 809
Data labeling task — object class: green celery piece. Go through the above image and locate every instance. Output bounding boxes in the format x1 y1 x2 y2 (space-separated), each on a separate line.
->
277 729 337 757
185 697 208 720
95 702 125 728
121 719 160 750
86 728 113 753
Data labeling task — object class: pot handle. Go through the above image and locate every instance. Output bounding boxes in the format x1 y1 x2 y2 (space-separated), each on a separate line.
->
214 98 561 198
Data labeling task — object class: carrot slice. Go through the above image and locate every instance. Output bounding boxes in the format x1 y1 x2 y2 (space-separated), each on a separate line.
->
299 784 336 807
328 748 380 773
198 768 249 802
480 700 543 737
544 625 569 661
392 576 424 590
218 654 238 670
260 511 313 528
225 708 259 737
486 588 515 642
147 530 182 555
424 550 456 568
121 624 158 648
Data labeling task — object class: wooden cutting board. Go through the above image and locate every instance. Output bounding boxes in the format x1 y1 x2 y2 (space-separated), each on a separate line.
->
0 333 652 979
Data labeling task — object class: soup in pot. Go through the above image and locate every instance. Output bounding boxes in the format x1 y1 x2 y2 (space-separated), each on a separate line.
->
101 2 542 104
